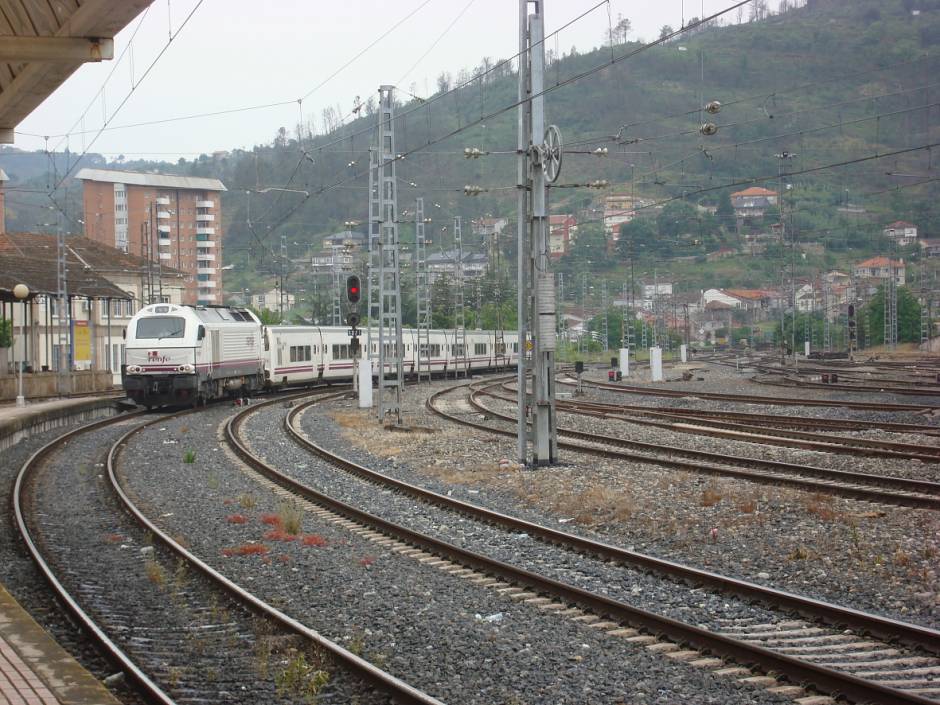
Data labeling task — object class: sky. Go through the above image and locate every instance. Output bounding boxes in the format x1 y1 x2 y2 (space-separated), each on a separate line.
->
13 0 739 161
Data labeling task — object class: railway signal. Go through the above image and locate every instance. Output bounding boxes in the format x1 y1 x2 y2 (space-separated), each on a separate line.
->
346 275 362 304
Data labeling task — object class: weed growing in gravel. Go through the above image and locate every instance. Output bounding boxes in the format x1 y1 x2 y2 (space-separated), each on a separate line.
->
805 493 838 521
735 496 758 514
145 559 167 587
275 651 330 704
261 513 281 526
166 667 182 689
277 502 304 535
358 555 375 567
222 543 270 557
226 514 249 524
264 529 298 542
103 533 124 544
701 485 722 507
239 493 257 509
206 473 219 490
253 618 275 679
894 548 912 567
346 632 365 655
788 545 811 560
183 449 196 464
303 534 328 547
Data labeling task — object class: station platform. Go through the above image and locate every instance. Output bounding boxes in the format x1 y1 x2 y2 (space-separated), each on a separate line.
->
0 395 127 452
0 585 121 705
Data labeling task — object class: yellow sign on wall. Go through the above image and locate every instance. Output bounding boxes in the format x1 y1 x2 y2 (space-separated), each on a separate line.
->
73 320 91 361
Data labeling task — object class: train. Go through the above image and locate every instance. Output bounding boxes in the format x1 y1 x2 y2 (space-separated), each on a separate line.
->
122 303 519 408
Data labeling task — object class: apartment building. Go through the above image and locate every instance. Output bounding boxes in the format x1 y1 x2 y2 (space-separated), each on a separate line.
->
76 168 226 305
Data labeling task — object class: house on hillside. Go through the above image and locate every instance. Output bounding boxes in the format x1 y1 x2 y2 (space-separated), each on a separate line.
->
883 221 918 246
548 214 578 259
603 194 635 237
920 239 940 258
428 250 488 283
731 187 778 219
853 256 905 286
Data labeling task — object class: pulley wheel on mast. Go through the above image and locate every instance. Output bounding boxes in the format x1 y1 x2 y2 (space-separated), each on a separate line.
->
543 124 563 183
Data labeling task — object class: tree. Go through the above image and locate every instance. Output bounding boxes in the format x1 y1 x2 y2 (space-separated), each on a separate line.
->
863 285 923 345
659 25 674 40
564 221 610 269
607 14 631 44
616 218 655 260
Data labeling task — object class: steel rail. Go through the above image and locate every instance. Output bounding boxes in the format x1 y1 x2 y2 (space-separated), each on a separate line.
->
501 385 940 463
558 375 939 412
108 393 446 705
466 383 940 509
224 386 940 705
13 409 178 705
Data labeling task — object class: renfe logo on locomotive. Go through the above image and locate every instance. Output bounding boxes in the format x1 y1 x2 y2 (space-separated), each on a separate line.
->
147 351 169 363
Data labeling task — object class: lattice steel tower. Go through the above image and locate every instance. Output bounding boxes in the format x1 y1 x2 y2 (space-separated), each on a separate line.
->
452 215 467 378
367 147 380 357
415 197 431 382
376 85 404 423
331 241 343 326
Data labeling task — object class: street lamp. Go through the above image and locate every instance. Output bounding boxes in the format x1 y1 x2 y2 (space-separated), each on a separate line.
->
13 283 29 407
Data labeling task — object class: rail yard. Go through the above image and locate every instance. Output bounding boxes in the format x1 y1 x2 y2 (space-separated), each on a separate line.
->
2 354 938 705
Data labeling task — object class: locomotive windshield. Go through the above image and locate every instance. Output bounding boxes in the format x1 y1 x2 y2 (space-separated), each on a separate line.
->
136 316 186 339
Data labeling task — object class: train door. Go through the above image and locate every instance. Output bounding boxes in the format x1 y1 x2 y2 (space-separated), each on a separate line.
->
210 330 221 376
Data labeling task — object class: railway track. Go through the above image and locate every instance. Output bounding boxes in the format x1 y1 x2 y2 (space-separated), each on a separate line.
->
498 383 940 464
558 374 940 413
13 393 444 705
225 387 940 705
451 380 940 509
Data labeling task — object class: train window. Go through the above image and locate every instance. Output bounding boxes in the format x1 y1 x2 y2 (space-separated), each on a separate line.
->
429 344 441 357
495 342 506 355
136 316 185 339
475 343 487 355
289 346 297 362
454 344 466 356
332 344 351 360
304 346 312 361
512 342 519 352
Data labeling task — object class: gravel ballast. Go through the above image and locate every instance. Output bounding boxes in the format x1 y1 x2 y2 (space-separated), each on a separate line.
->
119 404 795 705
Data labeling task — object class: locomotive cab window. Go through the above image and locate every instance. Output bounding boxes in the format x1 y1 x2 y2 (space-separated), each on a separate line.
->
136 316 186 339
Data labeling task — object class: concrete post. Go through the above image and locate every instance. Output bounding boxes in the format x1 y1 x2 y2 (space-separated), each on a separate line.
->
680 344 687 363
619 347 630 376
650 346 664 382
358 358 373 409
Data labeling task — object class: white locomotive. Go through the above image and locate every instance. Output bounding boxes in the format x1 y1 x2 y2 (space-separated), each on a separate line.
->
123 304 519 407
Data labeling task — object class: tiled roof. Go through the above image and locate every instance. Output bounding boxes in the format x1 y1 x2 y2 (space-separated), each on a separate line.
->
856 256 904 268
885 220 915 228
725 288 774 299
731 187 778 197
0 233 185 301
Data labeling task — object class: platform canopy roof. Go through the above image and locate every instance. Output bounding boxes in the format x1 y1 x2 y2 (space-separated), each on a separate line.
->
0 0 151 144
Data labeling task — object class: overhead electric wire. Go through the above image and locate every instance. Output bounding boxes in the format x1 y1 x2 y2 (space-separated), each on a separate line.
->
396 0 477 89
246 0 757 245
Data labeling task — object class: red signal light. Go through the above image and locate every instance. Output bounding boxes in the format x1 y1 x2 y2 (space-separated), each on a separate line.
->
346 275 362 304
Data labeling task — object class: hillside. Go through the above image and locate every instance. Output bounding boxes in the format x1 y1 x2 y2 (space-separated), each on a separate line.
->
2 0 939 304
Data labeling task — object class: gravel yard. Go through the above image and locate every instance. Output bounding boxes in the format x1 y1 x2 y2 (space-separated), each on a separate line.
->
118 404 795 705
299 371 940 632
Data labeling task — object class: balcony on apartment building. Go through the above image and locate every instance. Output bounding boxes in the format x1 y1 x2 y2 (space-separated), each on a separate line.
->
159 252 171 260
198 281 218 288
157 224 171 233
156 196 171 206
158 238 171 246
197 267 216 275
196 226 215 235
196 200 215 208
195 240 216 247
196 213 215 222
157 210 172 219
197 293 217 302
197 254 216 263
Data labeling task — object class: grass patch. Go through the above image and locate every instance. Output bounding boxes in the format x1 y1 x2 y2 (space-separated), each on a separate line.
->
222 543 270 557
701 485 722 507
239 493 257 509
303 534 328 547
145 558 167 587
277 502 304 535
183 449 196 464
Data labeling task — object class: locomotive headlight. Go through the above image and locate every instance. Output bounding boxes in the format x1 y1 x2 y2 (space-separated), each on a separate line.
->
178 364 195 373
127 365 141 373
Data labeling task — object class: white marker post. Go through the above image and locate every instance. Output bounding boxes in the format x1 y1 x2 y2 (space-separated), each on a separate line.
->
804 340 810 357
679 344 687 363
650 346 664 382
358 358 373 408
619 348 630 377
